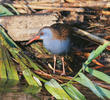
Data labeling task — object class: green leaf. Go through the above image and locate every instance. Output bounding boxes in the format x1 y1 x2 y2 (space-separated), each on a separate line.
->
19 52 42 70
2 46 14 80
96 86 110 99
85 50 95 65
75 76 110 99
85 42 110 65
23 68 39 86
75 73 105 99
63 84 86 100
85 67 110 84
0 44 7 84
0 5 14 16
5 48 19 82
45 79 72 100
4 3 19 15
10 50 40 86
0 27 19 48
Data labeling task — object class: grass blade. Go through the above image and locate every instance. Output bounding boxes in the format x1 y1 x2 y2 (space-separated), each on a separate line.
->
4 3 19 15
23 68 39 86
75 76 110 99
75 73 105 99
0 5 14 16
45 79 72 100
0 27 19 48
9 48 46 84
0 44 7 85
63 84 86 100
2 46 13 80
1 46 19 86
9 50 39 86
96 86 110 99
5 48 19 82
85 67 110 84
19 51 43 70
85 42 110 65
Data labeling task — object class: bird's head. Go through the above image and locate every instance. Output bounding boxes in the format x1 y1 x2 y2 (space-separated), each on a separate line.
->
26 27 53 45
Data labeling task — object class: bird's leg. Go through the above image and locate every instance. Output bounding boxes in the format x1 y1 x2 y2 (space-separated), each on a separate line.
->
53 54 56 73
61 56 66 75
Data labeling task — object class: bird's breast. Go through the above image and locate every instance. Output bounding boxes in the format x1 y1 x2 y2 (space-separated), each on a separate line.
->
43 38 70 55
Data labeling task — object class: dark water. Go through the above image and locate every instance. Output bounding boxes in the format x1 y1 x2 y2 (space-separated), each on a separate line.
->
0 85 54 100
0 79 53 100
0 79 100 100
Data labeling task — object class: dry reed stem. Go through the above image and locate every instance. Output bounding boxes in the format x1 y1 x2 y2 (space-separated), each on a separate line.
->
13 4 84 12
73 27 109 45
13 1 110 8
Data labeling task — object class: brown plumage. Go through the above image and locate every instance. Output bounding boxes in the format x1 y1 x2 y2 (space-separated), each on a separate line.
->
50 23 72 40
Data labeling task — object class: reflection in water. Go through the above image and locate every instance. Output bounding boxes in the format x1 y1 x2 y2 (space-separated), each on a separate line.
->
0 84 100 100
0 79 53 100
0 92 40 100
0 92 54 100
0 79 100 100
0 85 54 100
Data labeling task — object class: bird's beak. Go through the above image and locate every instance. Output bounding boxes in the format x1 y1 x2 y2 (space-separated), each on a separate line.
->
26 35 40 45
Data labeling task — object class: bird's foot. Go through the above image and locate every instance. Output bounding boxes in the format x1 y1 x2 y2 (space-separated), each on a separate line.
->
61 72 66 76
53 70 55 74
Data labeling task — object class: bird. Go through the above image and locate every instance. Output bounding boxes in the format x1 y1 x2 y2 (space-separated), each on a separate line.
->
26 23 72 75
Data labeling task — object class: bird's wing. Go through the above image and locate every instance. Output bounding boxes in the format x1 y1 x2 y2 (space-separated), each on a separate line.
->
51 23 72 40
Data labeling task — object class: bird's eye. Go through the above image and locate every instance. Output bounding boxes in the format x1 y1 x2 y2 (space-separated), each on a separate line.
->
40 32 44 36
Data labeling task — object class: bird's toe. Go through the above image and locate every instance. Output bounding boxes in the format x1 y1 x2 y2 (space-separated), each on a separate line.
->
61 72 66 76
